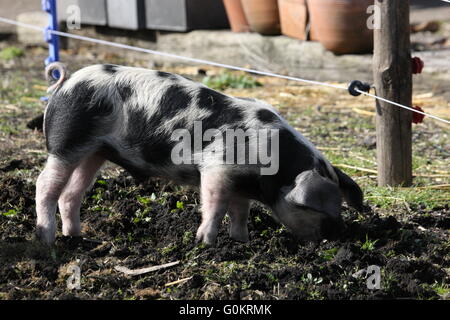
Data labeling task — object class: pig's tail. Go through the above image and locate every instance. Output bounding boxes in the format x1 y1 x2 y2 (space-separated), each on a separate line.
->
45 62 69 93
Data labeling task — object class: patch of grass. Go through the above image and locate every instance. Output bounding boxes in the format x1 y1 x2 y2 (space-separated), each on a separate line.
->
412 155 430 171
0 121 19 135
365 185 449 210
322 142 448 212
185 243 207 260
307 289 323 300
319 247 338 261
159 244 178 256
203 72 262 91
126 232 134 242
0 72 48 114
0 47 24 61
96 179 108 186
266 273 278 284
132 208 152 224
182 231 194 245
381 271 397 292
176 201 184 210
170 200 185 213
2 209 18 217
431 282 450 299
360 234 379 251
91 187 105 202
323 148 376 174
136 195 155 206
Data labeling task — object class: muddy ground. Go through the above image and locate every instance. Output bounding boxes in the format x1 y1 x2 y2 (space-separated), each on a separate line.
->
0 43 449 300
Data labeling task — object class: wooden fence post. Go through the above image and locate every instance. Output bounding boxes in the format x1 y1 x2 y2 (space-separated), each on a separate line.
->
373 0 413 187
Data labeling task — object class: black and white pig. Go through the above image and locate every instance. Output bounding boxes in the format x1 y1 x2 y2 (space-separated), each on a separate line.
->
36 62 363 245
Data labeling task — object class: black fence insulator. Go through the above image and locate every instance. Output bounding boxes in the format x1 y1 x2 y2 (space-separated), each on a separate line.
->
348 80 371 96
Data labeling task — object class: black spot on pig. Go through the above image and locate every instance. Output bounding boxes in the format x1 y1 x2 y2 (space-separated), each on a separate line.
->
202 110 245 132
197 87 227 111
103 64 119 74
157 71 171 78
116 84 133 102
197 88 245 129
124 106 175 167
99 143 148 180
229 172 260 200
122 85 191 166
176 167 201 185
45 81 115 160
256 109 278 124
156 71 178 81
157 85 192 120
141 136 175 166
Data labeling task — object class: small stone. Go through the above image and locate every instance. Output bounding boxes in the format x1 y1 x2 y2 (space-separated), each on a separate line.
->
134 288 160 299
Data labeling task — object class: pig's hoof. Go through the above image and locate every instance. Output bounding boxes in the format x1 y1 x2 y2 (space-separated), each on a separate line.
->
36 226 55 245
196 227 217 246
231 234 249 243
230 229 249 243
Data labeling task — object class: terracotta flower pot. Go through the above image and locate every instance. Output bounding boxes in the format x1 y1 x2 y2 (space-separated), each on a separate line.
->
278 0 308 40
223 0 250 32
241 0 281 35
308 0 374 54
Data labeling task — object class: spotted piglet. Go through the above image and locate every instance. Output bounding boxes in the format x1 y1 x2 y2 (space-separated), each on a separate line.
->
36 62 363 245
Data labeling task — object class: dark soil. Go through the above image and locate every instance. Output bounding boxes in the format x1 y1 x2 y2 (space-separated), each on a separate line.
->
0 169 448 300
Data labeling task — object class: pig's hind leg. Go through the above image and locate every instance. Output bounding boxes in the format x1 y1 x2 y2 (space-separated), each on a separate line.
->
58 153 105 237
196 169 231 245
228 196 250 242
36 155 77 244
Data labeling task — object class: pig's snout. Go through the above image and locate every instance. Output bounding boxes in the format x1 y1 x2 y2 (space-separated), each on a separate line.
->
319 216 345 241
276 207 344 242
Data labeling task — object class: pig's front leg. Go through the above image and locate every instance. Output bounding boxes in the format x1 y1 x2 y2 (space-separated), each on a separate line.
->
228 196 250 242
196 169 231 245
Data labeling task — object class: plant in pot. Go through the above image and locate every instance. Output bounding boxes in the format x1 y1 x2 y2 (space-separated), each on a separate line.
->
241 0 281 35
308 0 374 54
223 0 250 32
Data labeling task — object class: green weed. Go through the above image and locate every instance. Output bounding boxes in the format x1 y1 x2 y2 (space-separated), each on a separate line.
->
203 72 262 90
360 234 379 251
2 209 18 217
0 47 24 61
319 247 338 261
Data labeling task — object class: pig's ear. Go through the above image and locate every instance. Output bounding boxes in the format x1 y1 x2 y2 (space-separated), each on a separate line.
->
287 170 342 218
332 166 364 212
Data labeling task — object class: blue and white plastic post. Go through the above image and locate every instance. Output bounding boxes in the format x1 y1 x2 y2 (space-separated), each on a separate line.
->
41 0 60 101
42 0 60 65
